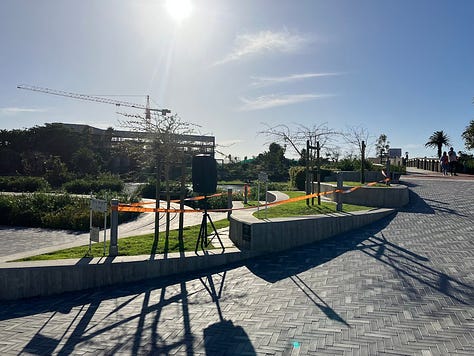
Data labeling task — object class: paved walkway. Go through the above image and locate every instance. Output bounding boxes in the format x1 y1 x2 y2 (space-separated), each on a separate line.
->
0 176 473 355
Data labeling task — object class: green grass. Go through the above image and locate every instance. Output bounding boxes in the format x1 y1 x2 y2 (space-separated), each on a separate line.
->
16 219 230 261
252 191 371 219
325 181 388 187
17 190 373 261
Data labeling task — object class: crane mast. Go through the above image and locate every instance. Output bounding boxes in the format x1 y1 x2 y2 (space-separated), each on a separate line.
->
17 84 171 115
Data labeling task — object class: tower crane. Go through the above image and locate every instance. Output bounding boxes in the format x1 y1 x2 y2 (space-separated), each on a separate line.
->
17 84 171 124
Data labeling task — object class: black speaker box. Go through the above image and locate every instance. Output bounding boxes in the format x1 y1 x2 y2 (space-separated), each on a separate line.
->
192 154 217 194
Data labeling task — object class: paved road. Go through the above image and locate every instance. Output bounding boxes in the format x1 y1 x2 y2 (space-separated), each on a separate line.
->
0 176 473 355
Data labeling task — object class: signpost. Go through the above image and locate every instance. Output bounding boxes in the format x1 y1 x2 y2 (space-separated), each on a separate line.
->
90 197 108 255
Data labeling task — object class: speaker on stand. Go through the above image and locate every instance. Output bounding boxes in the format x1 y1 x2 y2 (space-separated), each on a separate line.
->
192 154 225 254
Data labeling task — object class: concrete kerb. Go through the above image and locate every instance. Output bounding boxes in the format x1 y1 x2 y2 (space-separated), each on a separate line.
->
0 248 263 301
0 190 398 301
229 208 396 252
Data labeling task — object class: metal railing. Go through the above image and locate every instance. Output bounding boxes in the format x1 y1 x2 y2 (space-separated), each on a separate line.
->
406 158 440 172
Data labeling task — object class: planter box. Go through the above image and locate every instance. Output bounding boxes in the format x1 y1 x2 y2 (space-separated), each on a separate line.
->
317 183 409 208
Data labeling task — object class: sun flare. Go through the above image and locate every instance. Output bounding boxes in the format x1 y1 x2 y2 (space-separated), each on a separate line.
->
166 0 193 23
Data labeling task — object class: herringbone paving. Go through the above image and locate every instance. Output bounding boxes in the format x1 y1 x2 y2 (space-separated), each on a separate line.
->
0 178 473 355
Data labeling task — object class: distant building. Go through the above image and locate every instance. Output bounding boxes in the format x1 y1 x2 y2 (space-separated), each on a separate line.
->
388 148 402 158
368 147 405 166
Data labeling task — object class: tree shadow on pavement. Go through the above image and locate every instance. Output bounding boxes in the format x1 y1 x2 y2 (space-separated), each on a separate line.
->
398 189 435 214
245 216 395 283
358 232 473 305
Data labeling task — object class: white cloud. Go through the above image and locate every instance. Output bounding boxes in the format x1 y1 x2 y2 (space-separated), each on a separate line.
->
215 29 310 65
250 72 342 87
239 93 334 111
218 139 243 146
1 107 47 115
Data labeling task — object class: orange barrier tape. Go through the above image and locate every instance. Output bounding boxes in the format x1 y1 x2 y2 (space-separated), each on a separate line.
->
116 177 392 214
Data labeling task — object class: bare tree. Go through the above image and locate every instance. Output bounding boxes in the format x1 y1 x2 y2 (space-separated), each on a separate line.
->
259 122 339 159
343 125 373 183
119 111 199 253
343 125 372 157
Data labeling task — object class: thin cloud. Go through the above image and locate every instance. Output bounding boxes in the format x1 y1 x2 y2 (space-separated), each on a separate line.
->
250 72 343 87
218 139 243 146
239 93 334 111
1 107 47 115
215 29 310 65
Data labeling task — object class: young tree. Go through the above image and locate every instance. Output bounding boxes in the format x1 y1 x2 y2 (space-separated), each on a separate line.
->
343 125 371 158
119 111 198 249
462 120 474 150
425 130 450 158
256 142 289 181
375 134 390 163
259 122 338 160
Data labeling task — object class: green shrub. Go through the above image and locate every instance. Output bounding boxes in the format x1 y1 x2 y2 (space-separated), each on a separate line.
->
63 174 124 194
289 167 332 190
0 192 137 231
289 166 306 190
0 176 50 192
139 179 192 199
186 191 229 210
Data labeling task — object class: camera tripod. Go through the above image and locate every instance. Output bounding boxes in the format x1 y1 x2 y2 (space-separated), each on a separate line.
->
195 196 225 255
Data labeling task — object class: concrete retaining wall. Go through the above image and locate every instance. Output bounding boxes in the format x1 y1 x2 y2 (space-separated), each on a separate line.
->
230 209 395 252
0 249 260 301
318 183 409 208
0 189 402 301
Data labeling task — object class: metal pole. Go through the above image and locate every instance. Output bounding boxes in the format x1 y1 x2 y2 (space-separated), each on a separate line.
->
109 199 119 256
154 161 160 242
265 181 268 219
89 193 92 254
103 204 107 256
317 141 321 205
306 140 310 206
178 160 186 254
227 188 233 219
336 173 343 212
257 182 260 213
361 140 366 184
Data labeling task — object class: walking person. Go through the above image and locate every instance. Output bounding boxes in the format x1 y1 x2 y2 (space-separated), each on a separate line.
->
447 147 457 176
440 151 449 175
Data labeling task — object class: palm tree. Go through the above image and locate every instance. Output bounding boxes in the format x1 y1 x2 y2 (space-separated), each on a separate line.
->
425 130 450 158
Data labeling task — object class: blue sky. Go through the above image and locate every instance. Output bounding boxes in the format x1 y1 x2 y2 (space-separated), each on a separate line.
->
1 0 473 160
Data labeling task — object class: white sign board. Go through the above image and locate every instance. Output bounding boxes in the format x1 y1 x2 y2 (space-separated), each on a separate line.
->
258 172 268 182
90 226 100 242
90 198 107 213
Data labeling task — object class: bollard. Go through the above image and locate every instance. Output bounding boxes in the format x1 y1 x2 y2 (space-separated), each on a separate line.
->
336 172 343 212
109 199 119 256
227 188 233 219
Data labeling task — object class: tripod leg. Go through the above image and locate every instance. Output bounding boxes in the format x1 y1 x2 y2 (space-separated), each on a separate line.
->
195 214 205 254
207 214 225 252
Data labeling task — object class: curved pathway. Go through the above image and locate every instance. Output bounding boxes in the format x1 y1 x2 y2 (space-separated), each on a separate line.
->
0 174 473 355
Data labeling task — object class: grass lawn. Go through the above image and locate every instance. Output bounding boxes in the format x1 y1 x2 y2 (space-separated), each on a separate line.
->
18 191 372 261
252 191 372 219
16 219 230 262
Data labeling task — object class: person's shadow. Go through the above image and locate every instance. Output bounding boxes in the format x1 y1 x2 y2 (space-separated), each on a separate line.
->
200 273 256 355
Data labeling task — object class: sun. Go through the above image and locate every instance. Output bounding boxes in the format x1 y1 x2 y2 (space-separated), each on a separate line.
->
165 0 193 23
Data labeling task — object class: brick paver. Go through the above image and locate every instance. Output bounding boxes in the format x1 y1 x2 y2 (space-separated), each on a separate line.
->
0 177 473 355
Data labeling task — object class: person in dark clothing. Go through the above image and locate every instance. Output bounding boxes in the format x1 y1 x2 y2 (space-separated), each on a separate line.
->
447 147 457 176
